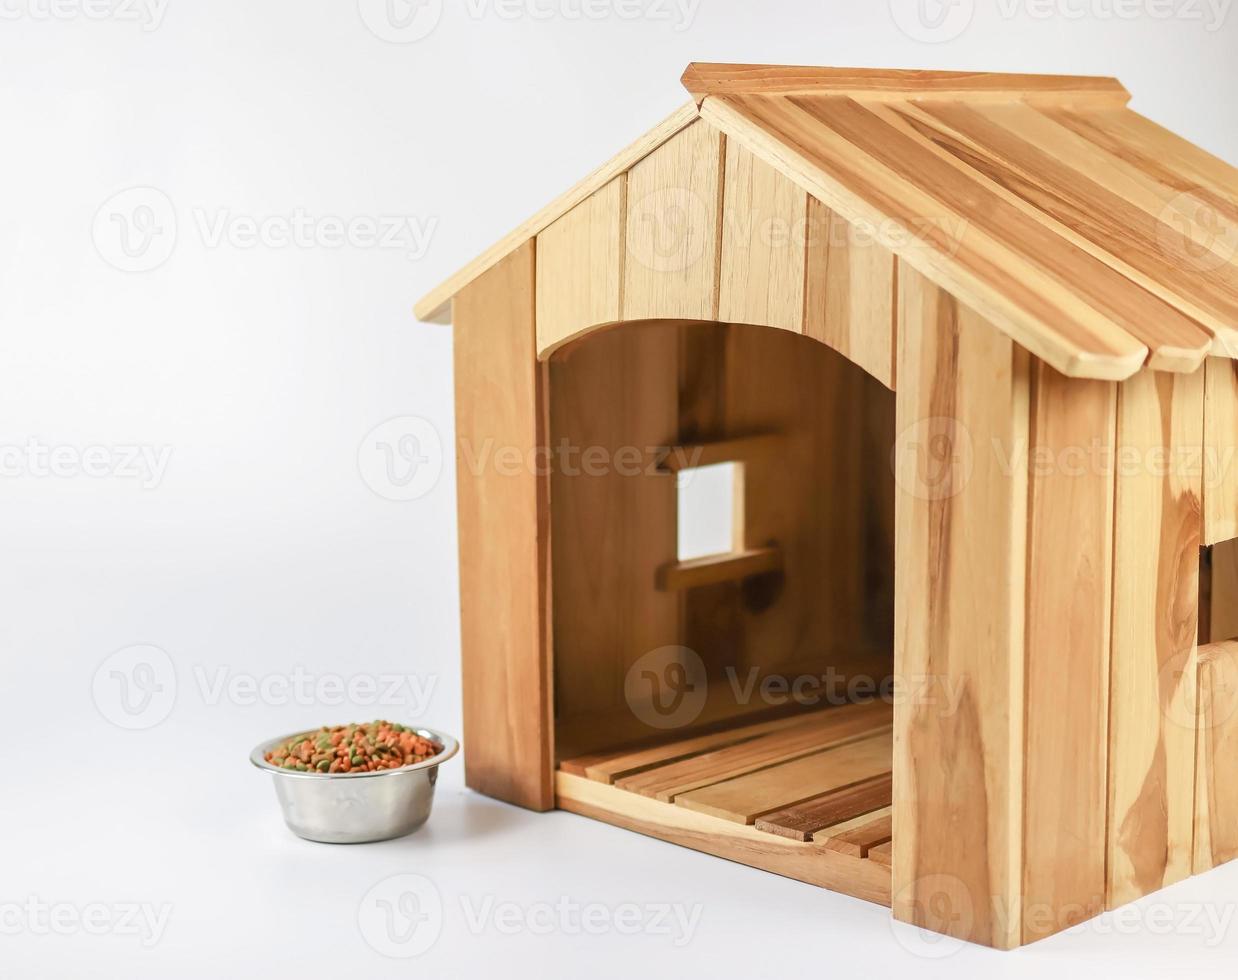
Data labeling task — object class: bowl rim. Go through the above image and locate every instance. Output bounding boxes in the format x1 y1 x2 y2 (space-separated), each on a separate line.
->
249 725 459 780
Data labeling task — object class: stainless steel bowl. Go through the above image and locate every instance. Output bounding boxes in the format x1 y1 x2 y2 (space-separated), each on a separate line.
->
250 727 459 844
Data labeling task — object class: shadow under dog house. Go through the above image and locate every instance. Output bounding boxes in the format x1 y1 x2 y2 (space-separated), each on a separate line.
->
416 63 1238 949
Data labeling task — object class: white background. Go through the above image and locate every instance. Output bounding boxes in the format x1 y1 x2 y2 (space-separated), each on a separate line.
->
3 0 1238 975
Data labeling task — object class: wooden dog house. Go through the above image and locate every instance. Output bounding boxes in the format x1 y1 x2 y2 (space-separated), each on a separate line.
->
416 64 1238 949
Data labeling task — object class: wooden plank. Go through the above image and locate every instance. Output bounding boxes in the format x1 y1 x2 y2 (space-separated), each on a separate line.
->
1209 539 1238 643
535 176 625 357
717 138 807 332
892 265 1029 950
654 433 780 473
820 811 893 857
868 841 893 869
452 241 553 811
804 196 897 388
559 707 831 783
798 96 1208 374
622 120 724 322
655 547 782 591
892 100 1233 361
416 102 698 322
675 731 892 824
1108 366 1204 907
616 699 892 801
556 771 892 907
548 322 680 729
681 63 1130 108
1204 357 1238 545
755 772 893 842
1022 361 1116 942
1195 641 1238 872
698 94 1147 382
1047 109 1238 220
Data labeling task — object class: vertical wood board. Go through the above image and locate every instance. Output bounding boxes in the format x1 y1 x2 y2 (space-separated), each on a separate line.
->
717 140 808 332
1022 362 1116 942
623 121 725 321
892 263 1029 950
453 240 554 810
536 176 625 357
1108 367 1204 906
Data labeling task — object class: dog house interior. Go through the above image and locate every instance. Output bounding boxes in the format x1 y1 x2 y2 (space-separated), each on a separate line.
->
549 317 898 868
421 63 1238 950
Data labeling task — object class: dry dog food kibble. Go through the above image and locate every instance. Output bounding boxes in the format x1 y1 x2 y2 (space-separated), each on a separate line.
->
265 721 442 774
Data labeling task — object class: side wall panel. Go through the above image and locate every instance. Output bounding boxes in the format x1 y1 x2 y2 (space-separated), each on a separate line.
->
1022 364 1116 942
892 263 1028 950
1108 368 1204 906
453 240 554 811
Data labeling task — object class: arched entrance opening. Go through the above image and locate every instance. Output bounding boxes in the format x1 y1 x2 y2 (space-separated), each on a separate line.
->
549 318 897 782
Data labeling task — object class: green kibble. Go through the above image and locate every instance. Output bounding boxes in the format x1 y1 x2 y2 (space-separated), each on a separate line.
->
350 755 363 766
317 760 330 772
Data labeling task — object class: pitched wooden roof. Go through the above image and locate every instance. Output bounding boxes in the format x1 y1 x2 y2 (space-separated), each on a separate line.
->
417 63 1238 380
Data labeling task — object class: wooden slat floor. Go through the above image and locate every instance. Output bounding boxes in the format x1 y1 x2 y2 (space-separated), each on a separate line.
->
557 699 894 881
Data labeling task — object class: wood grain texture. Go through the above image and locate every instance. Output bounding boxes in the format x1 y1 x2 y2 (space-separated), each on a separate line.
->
655 547 782 591
616 700 892 803
675 731 893 824
892 264 1029 950
681 63 1131 108
868 841 893 869
891 100 1229 363
718 139 807 332
1108 366 1204 907
792 96 1206 373
452 241 553 810
1045 108 1238 248
699 93 1148 382
416 102 698 322
1204 357 1238 545
819 810 893 857
548 322 680 730
561 710 832 784
622 121 725 321
1194 641 1238 872
654 433 780 472
804 196 897 388
1207 538 1238 644
755 773 893 842
1022 362 1116 942
556 771 893 906
535 176 625 357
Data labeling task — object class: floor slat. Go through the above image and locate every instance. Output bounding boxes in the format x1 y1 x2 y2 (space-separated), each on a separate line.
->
754 773 893 841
